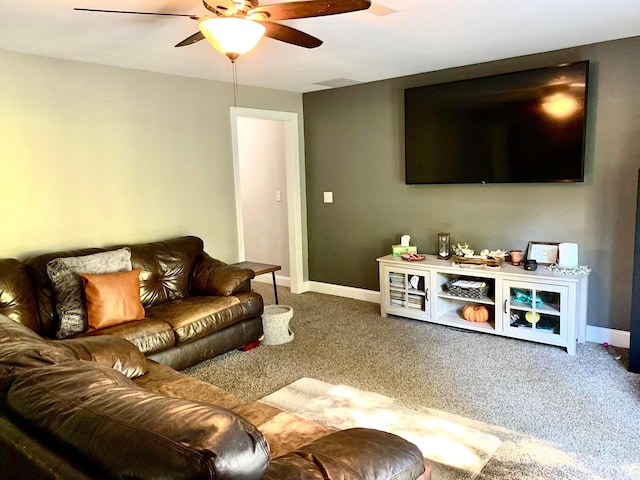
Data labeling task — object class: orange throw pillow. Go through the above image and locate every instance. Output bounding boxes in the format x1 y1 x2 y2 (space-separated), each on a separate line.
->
80 269 145 332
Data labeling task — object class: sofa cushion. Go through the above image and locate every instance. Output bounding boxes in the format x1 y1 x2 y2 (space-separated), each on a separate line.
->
135 360 242 409
233 402 336 459
85 318 175 355
146 294 262 345
129 236 203 309
232 291 265 318
7 361 270 480
46 248 132 339
80 269 145 332
57 336 148 379
24 247 106 338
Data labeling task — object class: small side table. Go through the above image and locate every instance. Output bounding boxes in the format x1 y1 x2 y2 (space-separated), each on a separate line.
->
232 261 282 304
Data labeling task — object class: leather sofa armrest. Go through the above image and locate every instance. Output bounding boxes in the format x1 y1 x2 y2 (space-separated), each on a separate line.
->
0 259 41 334
192 253 255 296
0 314 147 380
8 361 270 480
56 336 148 379
264 428 427 480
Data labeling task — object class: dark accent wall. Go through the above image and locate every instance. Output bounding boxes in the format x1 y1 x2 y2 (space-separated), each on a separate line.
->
303 36 640 332
630 170 640 372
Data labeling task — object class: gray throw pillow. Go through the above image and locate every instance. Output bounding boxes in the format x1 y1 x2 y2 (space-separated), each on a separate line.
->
47 248 132 339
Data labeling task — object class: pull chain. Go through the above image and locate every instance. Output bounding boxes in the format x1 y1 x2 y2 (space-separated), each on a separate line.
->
232 61 238 108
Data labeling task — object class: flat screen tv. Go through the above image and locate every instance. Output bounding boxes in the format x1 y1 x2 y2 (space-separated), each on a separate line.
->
404 61 589 184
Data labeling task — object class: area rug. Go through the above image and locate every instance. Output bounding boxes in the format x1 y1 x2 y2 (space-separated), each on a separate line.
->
260 378 502 480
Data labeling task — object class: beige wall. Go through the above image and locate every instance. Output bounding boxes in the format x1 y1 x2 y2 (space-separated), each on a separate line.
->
303 36 640 332
0 50 303 263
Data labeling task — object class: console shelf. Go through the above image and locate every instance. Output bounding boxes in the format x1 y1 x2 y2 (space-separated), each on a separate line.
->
437 293 495 306
377 254 589 355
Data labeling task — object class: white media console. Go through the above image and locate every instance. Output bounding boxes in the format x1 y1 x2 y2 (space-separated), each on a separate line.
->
377 254 589 355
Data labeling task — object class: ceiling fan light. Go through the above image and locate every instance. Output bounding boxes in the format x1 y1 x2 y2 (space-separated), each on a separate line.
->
199 17 266 61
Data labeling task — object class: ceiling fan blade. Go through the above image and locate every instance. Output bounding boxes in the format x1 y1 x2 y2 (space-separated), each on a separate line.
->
259 21 322 48
175 31 206 47
249 0 371 21
74 8 194 18
202 0 237 15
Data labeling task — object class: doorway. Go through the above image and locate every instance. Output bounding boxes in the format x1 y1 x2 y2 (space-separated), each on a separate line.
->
230 107 305 294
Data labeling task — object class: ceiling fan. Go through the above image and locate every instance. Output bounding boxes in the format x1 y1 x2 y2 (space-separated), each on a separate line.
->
75 0 372 61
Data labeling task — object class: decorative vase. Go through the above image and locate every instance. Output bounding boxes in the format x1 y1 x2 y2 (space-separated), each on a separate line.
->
510 250 523 265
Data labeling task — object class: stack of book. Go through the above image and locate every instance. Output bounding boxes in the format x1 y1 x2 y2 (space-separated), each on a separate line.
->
390 290 405 307
407 294 424 310
389 273 405 289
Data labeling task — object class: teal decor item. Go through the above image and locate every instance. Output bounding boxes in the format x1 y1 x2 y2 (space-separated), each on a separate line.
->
511 289 543 306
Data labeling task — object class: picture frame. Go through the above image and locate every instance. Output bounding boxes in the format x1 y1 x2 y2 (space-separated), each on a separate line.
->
526 241 559 265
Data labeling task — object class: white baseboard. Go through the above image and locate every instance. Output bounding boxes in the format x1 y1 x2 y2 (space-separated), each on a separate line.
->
253 274 290 288
302 281 631 349
305 281 381 303
586 326 630 348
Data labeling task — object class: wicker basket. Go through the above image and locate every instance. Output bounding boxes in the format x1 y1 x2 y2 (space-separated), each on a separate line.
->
445 279 490 299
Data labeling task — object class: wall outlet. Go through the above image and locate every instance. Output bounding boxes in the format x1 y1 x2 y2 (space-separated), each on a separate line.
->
323 192 333 203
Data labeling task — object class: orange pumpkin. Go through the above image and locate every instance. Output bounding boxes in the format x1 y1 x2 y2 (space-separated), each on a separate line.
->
462 305 489 323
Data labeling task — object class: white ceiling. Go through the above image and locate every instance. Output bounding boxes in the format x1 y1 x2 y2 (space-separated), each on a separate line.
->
2 0 640 93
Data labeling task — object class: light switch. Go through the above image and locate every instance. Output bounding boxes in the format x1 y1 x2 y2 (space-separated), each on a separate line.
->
275 191 282 202
323 192 333 203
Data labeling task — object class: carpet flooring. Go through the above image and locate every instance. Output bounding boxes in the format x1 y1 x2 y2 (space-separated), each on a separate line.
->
261 377 501 480
184 282 640 480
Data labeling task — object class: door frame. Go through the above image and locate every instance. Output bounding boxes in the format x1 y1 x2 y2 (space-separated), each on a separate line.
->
230 106 305 294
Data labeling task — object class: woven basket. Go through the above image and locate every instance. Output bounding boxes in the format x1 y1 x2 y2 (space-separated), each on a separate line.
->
445 279 489 299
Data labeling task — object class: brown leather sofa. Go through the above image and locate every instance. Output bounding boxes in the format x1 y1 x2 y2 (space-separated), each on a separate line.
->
0 310 428 479
0 236 264 370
